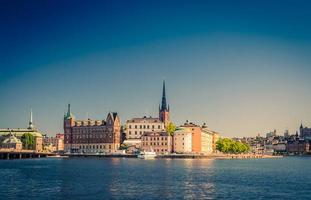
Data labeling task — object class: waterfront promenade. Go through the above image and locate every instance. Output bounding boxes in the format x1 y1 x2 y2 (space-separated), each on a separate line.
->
0 149 55 159
63 153 281 160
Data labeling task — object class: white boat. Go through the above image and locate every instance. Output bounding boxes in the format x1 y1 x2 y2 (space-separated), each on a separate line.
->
137 151 157 159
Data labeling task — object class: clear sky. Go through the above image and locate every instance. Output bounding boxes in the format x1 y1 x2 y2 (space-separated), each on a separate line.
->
1 0 311 137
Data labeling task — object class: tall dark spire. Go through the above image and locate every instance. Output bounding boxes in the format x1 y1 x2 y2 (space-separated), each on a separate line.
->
161 80 167 111
65 103 73 119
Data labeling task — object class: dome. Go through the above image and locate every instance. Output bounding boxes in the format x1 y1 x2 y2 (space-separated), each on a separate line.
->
2 134 22 144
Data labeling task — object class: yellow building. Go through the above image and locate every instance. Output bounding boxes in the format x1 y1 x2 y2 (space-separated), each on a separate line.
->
0 110 43 152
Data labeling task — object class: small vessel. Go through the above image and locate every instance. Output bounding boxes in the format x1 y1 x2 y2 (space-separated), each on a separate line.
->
137 151 157 159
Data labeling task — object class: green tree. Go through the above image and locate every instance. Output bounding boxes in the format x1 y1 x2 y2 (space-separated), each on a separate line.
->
21 133 35 150
166 122 176 136
216 138 250 154
119 143 129 150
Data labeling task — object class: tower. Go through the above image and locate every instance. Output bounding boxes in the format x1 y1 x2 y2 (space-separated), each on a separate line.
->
159 81 170 126
64 104 75 131
64 104 75 152
300 123 304 138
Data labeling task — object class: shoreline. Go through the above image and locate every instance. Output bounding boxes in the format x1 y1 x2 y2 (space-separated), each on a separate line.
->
62 153 283 160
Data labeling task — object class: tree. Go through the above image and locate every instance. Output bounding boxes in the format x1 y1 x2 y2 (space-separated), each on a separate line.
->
119 143 129 150
216 138 250 154
166 122 176 136
21 133 35 150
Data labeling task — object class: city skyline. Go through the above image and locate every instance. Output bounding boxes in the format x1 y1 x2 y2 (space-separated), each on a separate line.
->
1 0 311 137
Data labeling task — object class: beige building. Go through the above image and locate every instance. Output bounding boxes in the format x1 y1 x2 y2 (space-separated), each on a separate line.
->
125 116 165 139
173 127 192 153
201 128 214 154
0 110 43 152
141 131 172 154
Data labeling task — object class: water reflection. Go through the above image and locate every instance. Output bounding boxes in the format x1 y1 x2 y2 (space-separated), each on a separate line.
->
107 158 216 199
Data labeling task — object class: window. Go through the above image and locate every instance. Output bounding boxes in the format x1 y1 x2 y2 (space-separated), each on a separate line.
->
129 125 132 129
135 125 137 129
152 125 154 129
135 131 137 135
129 131 132 135
143 125 146 129
158 125 160 129
109 145 111 149
147 125 150 129
140 125 142 129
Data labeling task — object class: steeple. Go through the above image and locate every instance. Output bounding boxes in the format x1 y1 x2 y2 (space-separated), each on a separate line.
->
161 80 167 111
65 103 73 119
159 81 170 126
28 109 34 130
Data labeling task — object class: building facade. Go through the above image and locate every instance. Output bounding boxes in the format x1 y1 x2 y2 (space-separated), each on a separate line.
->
125 116 165 139
300 124 311 140
141 131 172 154
64 104 121 153
180 122 217 154
173 127 192 153
43 133 64 152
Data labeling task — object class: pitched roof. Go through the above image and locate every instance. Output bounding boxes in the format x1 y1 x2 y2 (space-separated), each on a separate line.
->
127 116 161 123
142 131 170 137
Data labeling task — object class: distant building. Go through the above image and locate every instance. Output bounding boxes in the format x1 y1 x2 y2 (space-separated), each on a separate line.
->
284 130 289 138
266 130 277 138
43 133 64 152
299 124 311 140
125 116 164 139
0 110 43 152
63 104 121 153
141 131 172 154
173 127 192 153
287 139 310 154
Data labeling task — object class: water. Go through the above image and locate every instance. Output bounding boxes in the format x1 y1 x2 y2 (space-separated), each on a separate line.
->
0 157 310 199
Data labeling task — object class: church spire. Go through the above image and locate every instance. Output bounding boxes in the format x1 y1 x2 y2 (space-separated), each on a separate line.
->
28 108 34 130
161 80 167 111
65 103 73 119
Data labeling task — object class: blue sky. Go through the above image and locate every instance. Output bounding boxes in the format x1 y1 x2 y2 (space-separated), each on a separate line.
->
1 0 311 137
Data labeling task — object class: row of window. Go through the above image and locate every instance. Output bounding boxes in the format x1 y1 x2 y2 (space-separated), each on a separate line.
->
129 125 161 129
142 137 168 141
142 142 168 146
78 144 112 149
70 134 112 139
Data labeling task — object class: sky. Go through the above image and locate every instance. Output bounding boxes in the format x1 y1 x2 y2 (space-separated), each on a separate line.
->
1 0 311 137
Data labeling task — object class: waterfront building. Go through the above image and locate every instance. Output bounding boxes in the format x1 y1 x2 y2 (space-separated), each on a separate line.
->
299 124 311 140
180 121 202 153
63 104 121 153
286 139 310 154
125 116 165 139
1 132 22 150
43 133 64 152
273 142 287 153
173 127 192 153
0 110 43 152
141 131 172 154
180 121 216 154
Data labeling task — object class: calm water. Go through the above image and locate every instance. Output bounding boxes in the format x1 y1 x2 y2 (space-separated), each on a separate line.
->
0 157 310 199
